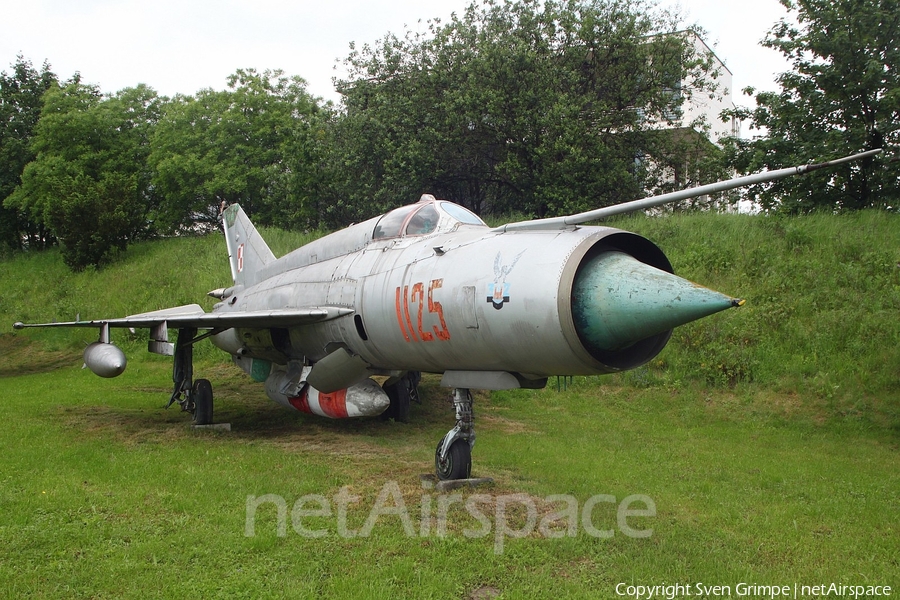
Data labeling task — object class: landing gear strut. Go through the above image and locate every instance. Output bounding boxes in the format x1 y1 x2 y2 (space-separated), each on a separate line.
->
435 388 474 480
165 327 214 425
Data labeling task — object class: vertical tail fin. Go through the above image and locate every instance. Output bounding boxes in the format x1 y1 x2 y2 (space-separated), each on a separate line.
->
222 204 276 288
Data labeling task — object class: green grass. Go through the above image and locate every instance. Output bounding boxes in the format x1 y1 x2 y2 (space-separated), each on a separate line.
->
608 211 900 421
1 212 898 597
0 366 896 597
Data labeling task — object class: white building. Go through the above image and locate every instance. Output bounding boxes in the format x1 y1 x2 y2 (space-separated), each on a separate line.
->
680 33 740 144
638 32 741 207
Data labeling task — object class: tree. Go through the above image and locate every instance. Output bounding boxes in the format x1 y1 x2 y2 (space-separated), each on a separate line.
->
149 69 326 232
6 82 162 269
329 0 724 220
0 56 58 252
722 0 899 213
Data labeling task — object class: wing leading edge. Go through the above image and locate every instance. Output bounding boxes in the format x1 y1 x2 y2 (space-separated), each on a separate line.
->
14 304 354 331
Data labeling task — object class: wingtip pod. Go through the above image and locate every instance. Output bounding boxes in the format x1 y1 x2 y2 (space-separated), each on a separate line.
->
572 251 741 353
83 342 127 378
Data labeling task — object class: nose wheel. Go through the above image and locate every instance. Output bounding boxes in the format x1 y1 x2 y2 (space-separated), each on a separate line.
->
435 438 472 480
435 388 475 480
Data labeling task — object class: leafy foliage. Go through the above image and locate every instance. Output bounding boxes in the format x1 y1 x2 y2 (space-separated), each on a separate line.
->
330 0 727 219
5 82 161 269
11 0 899 269
0 56 59 252
148 69 326 232
721 0 899 213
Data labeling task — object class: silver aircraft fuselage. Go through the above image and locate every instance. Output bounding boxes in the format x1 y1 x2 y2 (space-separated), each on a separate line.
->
209 197 708 393
13 150 881 479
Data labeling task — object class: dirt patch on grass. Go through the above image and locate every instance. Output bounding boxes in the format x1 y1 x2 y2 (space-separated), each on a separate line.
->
699 388 834 425
58 404 199 446
0 333 79 377
468 585 501 599
480 414 533 435
47 366 554 500
52 374 434 462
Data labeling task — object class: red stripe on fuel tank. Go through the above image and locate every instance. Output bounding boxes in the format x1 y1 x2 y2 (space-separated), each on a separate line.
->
316 389 349 419
288 391 312 414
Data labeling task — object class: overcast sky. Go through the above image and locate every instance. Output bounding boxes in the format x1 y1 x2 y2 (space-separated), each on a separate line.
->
1 0 793 107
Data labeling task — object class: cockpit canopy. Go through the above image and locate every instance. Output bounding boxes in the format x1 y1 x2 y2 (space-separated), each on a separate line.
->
373 195 486 240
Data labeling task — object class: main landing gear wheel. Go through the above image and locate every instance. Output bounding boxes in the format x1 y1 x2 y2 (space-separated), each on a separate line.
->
435 438 472 481
167 327 216 426
192 379 213 425
381 371 419 423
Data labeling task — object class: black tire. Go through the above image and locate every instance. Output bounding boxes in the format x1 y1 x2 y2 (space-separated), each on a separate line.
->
192 379 213 425
382 378 411 423
435 439 472 481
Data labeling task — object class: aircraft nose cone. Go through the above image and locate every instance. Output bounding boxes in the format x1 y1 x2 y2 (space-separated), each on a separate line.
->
572 251 742 352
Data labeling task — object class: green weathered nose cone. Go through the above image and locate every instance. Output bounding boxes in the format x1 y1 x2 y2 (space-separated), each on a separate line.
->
573 251 742 352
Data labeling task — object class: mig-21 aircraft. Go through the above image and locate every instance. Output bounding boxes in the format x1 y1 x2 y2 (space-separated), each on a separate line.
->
13 150 880 480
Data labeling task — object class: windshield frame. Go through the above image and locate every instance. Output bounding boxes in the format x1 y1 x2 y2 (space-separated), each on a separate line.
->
372 198 487 240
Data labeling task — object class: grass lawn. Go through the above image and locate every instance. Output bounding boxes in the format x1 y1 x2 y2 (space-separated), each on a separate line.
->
1 354 896 598
2 210 897 597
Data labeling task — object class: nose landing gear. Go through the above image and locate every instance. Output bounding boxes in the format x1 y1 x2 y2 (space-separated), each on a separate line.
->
435 388 474 480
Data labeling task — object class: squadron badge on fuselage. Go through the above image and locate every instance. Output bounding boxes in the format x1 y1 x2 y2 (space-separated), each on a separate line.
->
487 250 525 310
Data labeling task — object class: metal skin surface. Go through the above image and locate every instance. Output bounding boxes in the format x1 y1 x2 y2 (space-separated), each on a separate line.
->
210 213 701 385
572 251 740 354
12 150 881 479
83 341 127 378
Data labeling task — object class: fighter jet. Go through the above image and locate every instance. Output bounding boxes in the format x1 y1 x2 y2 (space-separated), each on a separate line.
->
13 150 880 480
